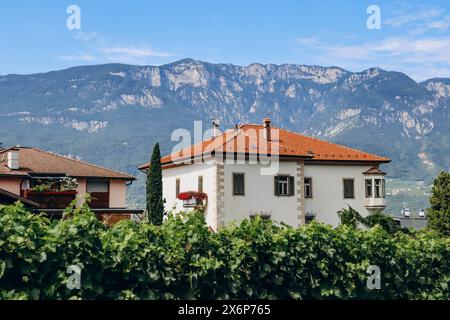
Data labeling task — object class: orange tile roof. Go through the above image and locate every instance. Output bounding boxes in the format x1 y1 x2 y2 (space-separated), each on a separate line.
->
0 147 135 180
139 122 390 170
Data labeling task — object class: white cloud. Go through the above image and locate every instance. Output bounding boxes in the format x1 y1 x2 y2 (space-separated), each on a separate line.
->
64 30 174 64
425 14 450 31
383 3 450 35
59 54 96 62
102 46 173 58
385 6 444 27
73 31 100 42
293 35 450 81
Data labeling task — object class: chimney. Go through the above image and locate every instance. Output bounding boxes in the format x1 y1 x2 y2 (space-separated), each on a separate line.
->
263 118 271 141
212 120 220 138
7 150 19 170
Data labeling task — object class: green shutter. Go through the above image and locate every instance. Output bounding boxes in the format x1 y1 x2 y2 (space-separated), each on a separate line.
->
274 176 279 196
289 176 295 196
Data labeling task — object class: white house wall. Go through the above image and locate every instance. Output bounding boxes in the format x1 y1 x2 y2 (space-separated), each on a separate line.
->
162 160 384 229
304 164 374 226
162 161 218 229
223 161 299 227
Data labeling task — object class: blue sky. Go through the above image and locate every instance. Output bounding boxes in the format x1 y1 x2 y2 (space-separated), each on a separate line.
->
1 0 449 81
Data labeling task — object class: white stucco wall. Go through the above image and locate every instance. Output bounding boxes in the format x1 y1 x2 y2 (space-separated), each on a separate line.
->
162 159 386 229
109 180 127 208
304 164 375 226
0 178 21 195
162 160 218 229
223 161 299 227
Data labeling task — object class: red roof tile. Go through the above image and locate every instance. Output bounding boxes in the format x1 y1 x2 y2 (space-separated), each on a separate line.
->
0 147 134 180
139 122 390 170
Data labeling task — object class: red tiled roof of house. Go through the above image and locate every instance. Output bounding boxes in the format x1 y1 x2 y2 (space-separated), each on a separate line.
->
139 122 390 170
0 147 135 180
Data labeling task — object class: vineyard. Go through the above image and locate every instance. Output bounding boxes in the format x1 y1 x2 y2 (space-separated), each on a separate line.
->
0 203 449 300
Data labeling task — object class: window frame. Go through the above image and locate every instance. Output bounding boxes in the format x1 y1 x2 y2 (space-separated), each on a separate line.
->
374 179 382 198
365 179 373 198
304 177 313 198
275 175 295 197
278 175 289 196
232 172 245 196
343 178 355 199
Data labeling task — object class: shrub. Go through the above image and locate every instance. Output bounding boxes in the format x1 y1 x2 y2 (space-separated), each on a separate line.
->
0 204 449 300
339 206 403 234
363 212 402 234
338 207 362 228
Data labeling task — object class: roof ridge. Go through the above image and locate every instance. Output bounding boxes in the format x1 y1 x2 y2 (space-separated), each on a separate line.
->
31 148 134 179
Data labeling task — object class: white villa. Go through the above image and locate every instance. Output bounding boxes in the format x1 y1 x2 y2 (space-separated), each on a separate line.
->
140 118 390 231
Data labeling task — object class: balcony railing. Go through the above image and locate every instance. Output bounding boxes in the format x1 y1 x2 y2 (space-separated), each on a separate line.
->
24 190 77 209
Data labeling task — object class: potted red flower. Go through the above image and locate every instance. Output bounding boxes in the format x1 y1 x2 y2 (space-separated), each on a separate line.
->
177 191 208 209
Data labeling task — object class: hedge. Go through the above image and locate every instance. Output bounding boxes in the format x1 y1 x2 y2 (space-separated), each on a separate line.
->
0 203 449 300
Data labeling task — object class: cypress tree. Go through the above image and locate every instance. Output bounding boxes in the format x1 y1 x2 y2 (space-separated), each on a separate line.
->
428 171 450 236
146 143 164 225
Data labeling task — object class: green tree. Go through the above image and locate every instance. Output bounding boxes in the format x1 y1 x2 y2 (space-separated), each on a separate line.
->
428 171 450 236
146 143 164 225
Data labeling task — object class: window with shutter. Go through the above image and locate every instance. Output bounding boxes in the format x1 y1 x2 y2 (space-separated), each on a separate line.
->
365 179 373 198
375 179 382 198
275 175 294 196
289 176 295 196
232 173 245 196
274 176 280 196
343 179 355 199
304 177 313 198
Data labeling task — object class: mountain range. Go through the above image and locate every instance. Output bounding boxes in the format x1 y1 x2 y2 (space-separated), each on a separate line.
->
1 59 449 210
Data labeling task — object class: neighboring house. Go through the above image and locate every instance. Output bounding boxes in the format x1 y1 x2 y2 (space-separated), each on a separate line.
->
139 118 390 231
0 147 142 223
395 216 428 230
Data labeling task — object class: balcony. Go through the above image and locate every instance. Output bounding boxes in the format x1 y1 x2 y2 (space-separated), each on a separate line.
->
24 190 77 209
365 197 386 211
